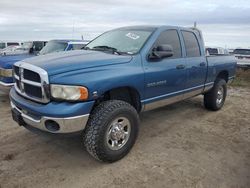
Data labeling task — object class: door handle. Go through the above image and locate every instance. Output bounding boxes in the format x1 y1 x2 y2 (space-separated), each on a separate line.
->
200 62 206 67
176 64 185 69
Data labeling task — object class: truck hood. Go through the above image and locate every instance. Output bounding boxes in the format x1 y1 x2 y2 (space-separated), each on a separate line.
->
23 50 133 76
0 54 35 69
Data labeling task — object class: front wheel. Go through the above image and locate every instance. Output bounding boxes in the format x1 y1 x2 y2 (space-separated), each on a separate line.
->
83 100 139 162
204 79 227 111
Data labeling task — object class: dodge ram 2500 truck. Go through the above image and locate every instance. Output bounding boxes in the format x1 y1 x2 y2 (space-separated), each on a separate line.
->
10 26 236 162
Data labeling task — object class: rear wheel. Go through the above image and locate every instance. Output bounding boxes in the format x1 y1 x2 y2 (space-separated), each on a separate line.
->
204 79 227 111
83 100 139 162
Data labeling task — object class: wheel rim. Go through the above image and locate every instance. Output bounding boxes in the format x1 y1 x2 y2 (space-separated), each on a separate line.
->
216 86 224 105
106 117 131 150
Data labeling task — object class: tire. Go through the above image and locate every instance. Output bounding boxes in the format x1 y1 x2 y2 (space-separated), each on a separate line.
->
83 100 139 162
204 79 227 111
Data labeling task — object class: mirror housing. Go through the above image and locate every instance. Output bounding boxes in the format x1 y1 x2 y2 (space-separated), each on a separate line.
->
149 44 174 60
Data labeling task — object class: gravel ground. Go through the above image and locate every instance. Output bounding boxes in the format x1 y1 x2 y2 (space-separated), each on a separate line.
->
0 87 249 188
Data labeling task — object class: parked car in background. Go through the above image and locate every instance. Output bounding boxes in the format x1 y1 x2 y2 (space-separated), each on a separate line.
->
0 45 27 56
205 47 229 56
10 26 236 162
0 40 89 92
0 42 20 50
0 41 47 56
38 40 89 55
22 41 47 55
233 48 250 68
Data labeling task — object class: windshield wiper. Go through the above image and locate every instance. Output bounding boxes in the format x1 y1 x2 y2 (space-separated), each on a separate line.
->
83 46 90 50
91 45 122 55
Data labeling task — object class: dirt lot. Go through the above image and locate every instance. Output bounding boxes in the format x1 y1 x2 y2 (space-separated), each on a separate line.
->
0 86 250 188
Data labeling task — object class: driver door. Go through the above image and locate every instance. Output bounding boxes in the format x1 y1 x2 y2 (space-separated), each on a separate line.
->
142 29 187 110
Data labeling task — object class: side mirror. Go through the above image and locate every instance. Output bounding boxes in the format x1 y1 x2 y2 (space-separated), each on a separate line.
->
149 44 174 60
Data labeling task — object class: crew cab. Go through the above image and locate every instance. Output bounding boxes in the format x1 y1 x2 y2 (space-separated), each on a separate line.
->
10 26 236 162
0 40 88 92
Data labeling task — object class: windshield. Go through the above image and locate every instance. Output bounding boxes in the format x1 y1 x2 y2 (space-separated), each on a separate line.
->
85 29 153 54
233 49 250 55
39 41 67 55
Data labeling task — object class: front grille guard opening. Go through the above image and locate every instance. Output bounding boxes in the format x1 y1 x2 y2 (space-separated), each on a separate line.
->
13 62 50 103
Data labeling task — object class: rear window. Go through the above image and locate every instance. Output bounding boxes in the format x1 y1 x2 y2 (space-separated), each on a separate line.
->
182 31 201 57
233 49 250 55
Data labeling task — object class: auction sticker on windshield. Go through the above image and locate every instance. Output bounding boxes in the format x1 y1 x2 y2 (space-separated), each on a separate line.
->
126 32 140 40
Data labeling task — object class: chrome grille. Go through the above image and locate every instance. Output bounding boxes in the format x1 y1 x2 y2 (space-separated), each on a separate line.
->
13 62 50 103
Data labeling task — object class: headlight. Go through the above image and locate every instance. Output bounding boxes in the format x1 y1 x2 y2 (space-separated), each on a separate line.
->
50 84 88 101
0 68 13 77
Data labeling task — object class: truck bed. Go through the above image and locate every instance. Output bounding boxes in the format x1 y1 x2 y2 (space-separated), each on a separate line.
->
205 55 237 84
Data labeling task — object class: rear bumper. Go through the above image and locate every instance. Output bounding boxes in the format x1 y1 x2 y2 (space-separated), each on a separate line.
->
9 88 95 134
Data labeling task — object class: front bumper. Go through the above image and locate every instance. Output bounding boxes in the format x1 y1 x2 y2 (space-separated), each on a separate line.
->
10 88 94 134
0 68 13 93
0 81 14 93
11 102 89 134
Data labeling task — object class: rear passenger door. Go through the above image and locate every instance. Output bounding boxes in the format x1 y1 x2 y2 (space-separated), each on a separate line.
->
181 31 207 97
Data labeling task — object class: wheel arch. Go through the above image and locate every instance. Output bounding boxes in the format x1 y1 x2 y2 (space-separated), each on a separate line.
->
216 70 229 83
95 86 142 112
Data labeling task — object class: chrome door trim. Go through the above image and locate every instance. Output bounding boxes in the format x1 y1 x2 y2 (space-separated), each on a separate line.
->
141 83 214 112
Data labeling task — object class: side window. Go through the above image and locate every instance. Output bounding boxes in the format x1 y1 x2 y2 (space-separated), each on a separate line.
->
154 30 182 59
181 31 201 57
72 44 86 50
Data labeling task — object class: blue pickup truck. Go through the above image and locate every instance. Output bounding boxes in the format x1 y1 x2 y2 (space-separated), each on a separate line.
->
10 26 236 162
0 40 88 92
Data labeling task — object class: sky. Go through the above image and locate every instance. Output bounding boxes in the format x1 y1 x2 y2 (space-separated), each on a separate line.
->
0 0 250 48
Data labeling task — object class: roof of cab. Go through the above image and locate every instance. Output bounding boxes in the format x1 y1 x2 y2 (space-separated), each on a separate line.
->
116 25 193 31
49 39 89 43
